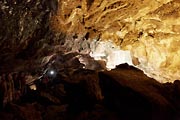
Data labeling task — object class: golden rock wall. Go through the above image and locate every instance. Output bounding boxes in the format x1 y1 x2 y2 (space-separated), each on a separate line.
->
51 0 180 83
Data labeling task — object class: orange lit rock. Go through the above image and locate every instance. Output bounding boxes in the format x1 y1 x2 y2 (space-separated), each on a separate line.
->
51 0 180 83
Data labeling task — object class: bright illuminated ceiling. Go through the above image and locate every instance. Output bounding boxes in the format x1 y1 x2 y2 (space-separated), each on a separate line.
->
51 0 180 83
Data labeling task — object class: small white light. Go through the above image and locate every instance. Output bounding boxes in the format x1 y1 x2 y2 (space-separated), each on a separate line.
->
50 70 55 75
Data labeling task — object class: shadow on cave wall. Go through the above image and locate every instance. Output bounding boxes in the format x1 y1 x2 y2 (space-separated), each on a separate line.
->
0 0 64 73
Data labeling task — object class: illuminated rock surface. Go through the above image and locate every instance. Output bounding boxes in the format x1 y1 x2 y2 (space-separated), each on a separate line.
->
51 0 180 83
1 0 180 82
1 0 180 120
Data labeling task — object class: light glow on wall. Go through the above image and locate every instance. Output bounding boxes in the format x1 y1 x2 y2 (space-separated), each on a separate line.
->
90 40 133 70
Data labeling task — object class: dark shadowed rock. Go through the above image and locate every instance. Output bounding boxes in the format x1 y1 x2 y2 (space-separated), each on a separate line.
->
1 65 180 119
0 0 60 73
99 65 175 120
43 104 68 120
3 103 42 120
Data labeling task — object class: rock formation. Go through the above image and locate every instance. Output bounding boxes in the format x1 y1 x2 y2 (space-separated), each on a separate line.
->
1 0 180 82
1 0 180 119
51 0 180 82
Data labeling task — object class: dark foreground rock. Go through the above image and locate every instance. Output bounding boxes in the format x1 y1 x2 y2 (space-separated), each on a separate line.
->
0 64 180 120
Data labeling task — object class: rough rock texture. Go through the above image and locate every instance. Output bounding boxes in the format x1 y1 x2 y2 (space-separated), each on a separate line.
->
51 0 180 82
0 0 61 73
1 0 180 119
1 0 180 82
1 64 180 120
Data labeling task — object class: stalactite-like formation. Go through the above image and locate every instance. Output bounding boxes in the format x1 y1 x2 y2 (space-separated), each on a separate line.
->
51 0 180 83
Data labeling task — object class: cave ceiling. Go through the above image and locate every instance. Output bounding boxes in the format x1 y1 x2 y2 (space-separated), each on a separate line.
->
1 0 180 83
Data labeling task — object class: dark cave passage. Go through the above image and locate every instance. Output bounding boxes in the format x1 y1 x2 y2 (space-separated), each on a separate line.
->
0 64 180 120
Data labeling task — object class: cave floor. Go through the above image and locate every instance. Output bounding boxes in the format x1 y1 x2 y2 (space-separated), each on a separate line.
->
0 64 180 120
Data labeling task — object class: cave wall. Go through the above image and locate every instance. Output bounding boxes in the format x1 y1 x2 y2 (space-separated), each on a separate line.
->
0 0 62 73
51 0 180 83
1 0 180 82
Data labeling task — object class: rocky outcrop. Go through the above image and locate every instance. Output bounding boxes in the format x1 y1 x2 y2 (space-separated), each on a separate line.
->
51 0 180 82
1 0 180 82
0 64 180 120
1 0 180 119
0 0 61 73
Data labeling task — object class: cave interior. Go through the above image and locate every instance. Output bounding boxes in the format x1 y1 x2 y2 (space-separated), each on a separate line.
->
1 0 180 120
